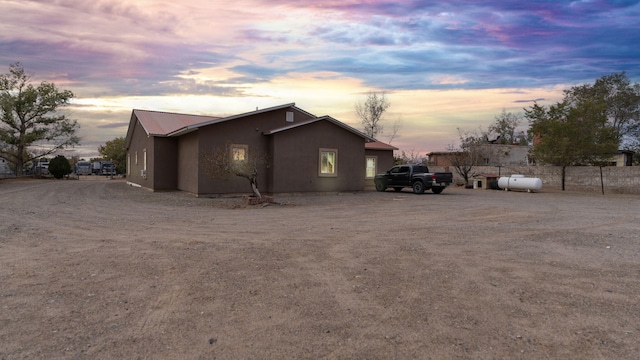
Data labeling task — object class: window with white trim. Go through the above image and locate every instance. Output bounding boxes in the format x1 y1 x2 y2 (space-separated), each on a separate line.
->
319 148 337 177
366 156 377 178
231 144 248 162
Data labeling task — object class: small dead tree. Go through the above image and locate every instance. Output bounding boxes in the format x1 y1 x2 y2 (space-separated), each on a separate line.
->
201 144 269 199
446 128 485 186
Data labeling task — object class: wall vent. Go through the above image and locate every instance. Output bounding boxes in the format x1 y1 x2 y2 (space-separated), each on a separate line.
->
286 111 294 122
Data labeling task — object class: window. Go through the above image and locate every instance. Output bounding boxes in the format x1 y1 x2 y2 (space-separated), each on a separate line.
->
366 156 377 178
319 148 337 177
231 144 248 162
143 149 147 171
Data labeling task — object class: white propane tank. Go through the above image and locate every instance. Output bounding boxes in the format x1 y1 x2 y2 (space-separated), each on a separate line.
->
498 175 542 192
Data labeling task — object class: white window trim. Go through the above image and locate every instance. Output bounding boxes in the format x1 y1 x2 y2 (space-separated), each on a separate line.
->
366 155 377 179
230 144 249 162
319 148 338 177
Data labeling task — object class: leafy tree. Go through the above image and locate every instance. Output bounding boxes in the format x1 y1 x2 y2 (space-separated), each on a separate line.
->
48 155 71 179
565 72 640 148
0 63 79 176
201 143 269 199
356 92 391 139
98 137 126 174
526 97 618 191
487 109 528 145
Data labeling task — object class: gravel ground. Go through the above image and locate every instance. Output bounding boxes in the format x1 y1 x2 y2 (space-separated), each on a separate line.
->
1 177 639 359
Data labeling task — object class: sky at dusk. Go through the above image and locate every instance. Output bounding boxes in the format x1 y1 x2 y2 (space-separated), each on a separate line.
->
1 0 639 159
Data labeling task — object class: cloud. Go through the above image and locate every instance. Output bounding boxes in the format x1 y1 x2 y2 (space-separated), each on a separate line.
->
96 122 130 129
1 0 639 154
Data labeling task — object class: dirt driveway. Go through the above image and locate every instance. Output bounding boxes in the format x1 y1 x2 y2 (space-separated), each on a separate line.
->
1 178 638 359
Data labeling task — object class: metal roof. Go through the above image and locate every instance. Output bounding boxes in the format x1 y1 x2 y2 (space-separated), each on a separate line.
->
365 141 399 150
264 115 377 142
133 109 221 136
167 103 316 137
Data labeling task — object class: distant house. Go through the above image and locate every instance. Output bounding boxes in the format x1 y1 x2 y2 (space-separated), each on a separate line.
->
124 103 395 196
428 144 532 167
608 150 634 166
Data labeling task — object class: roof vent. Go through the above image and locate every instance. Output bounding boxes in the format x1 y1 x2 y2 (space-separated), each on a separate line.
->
286 111 294 122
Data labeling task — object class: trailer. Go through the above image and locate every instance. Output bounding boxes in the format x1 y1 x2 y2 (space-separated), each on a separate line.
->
92 161 117 176
75 161 92 175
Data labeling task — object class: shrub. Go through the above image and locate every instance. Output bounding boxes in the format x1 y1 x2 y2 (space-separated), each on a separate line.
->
48 155 71 179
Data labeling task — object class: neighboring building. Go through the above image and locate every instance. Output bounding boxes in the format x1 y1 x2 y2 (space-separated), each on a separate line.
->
428 144 532 167
124 103 394 196
608 150 634 166
427 151 458 167
479 144 532 166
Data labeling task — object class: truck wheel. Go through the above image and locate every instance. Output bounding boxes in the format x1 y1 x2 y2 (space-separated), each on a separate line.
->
375 181 386 192
393 187 403 192
412 181 425 194
432 187 444 194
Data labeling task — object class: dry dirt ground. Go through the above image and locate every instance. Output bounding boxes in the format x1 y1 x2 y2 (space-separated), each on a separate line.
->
1 177 639 359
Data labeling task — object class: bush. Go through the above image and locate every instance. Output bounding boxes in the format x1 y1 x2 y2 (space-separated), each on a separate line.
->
48 155 71 179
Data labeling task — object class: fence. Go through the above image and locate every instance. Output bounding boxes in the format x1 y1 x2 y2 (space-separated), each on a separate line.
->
430 165 640 194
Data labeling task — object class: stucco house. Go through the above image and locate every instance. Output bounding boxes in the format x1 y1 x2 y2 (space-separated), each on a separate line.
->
124 103 395 196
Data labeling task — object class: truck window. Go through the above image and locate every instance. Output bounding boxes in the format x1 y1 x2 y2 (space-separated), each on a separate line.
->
399 166 410 173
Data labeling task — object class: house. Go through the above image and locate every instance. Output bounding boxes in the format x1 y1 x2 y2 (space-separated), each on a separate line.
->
124 103 395 196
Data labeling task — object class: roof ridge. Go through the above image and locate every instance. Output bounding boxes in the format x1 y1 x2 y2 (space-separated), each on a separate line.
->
133 108 222 119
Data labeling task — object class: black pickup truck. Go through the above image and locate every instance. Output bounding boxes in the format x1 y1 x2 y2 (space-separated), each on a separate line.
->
374 164 454 194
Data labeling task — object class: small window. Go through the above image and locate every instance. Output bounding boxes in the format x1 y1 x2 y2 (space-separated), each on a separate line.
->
319 148 337 177
231 144 248 162
143 149 147 171
366 156 377 178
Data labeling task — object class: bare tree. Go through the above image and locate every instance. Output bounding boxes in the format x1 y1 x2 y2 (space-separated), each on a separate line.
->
445 128 487 186
386 117 402 144
356 92 391 139
201 143 269 199
396 148 424 164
